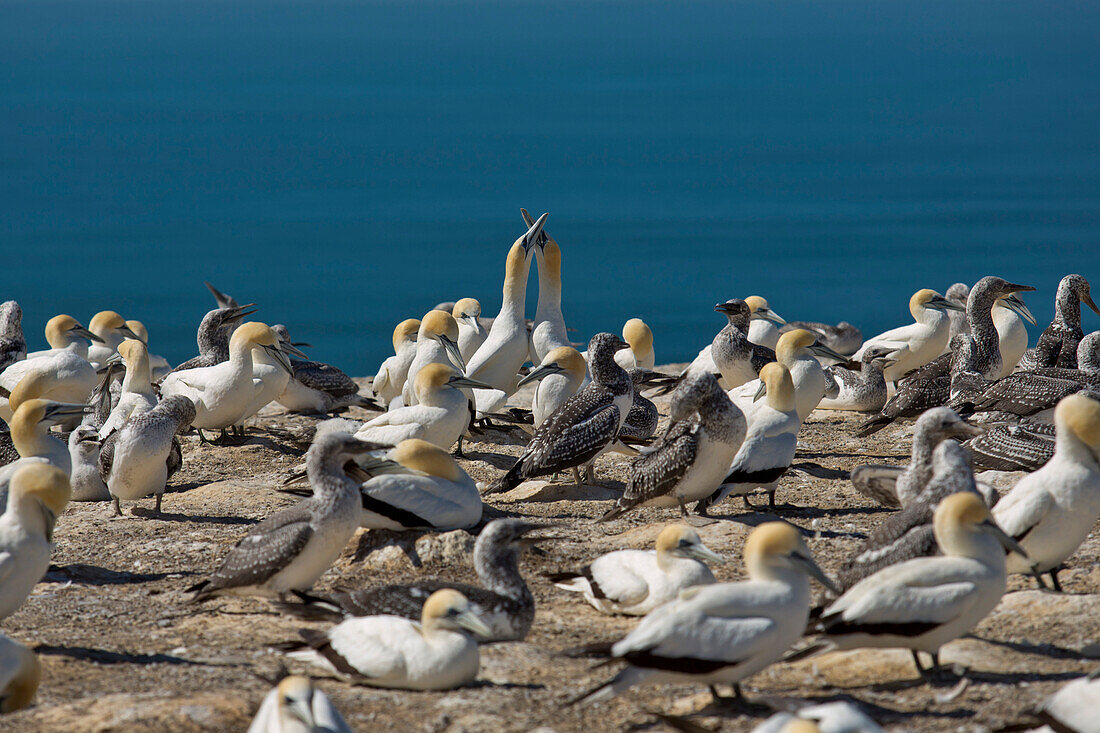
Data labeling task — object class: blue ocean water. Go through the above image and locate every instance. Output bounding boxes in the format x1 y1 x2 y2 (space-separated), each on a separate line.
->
2 0 1098 374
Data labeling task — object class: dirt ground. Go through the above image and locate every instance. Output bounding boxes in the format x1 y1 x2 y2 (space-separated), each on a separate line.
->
3 368 1098 732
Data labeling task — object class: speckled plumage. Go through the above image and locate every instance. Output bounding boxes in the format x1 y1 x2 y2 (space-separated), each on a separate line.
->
0 302 26 372
966 420 1056 472
783 320 863 356
1022 274 1097 370
172 305 253 373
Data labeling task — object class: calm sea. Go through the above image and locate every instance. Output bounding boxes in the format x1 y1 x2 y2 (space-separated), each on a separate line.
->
2 1 1098 374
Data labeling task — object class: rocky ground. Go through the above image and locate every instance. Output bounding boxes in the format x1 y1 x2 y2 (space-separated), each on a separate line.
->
3 368 1098 732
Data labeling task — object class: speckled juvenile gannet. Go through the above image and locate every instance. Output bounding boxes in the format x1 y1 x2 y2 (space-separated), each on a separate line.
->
247 675 353 733
123 319 172 381
68 425 110 502
526 210 571 364
704 362 800 513
520 346 588 428
746 296 787 351
99 395 195 516
355 364 488 450
783 320 863 357
173 304 257 373
486 333 632 493
850 407 983 509
1022 274 1099 370
0 396 89 510
99 339 158 437
371 318 419 410
551 525 722 616
0 633 40 714
991 393 1100 591
790 492 1024 676
574 522 835 706
614 318 655 370
188 433 376 601
602 372 745 521
729 329 848 422
464 213 546 408
160 322 289 440
818 346 891 412
618 368 661 446
966 419 1056 473
402 310 466 407
269 326 377 415
452 298 487 364
293 519 551 642
682 299 774 389
965 276 1036 380
0 302 26 371
1 315 99 422
281 588 490 690
0 463 70 620
85 310 140 369
853 289 963 383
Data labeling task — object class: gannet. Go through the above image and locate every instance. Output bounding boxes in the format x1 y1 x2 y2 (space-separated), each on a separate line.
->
751 702 883 733
991 295 1035 379
853 289 963 382
614 318 655 370
0 463 70 620
292 519 551 642
160 322 290 440
486 332 632 493
173 304 257 373
0 396 88 510
681 299 774 389
0 302 26 371
1023 274 1099 370
526 210 570 364
703 362 800 513
247 675 353 733
123 319 172 380
601 372 745 521
232 328 307 433
574 522 836 706
966 420 1055 473
551 525 722 615
281 588 489 690
0 633 40 714
464 213 546 407
939 282 972 354
991 393 1100 591
355 439 482 531
188 433 376 600
99 339 158 437
790 492 1025 676
267 326 376 415
782 320 863 357
618 368 660 445
1031 670 1100 733
68 425 110 501
452 298 487 364
402 310 466 407
99 395 195 516
817 347 891 412
370 318 419 410
355 364 488 450
85 310 140 369
519 346 588 428
1 315 99 422
728 329 848 422
964 277 1036 380
745 296 787 351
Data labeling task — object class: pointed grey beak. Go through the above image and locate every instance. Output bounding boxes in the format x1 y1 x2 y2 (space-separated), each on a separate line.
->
760 308 786 326
439 334 466 372
792 551 840 595
952 420 985 439
455 608 493 640
1081 290 1100 317
448 374 494 391
810 342 849 364
105 352 125 366
461 315 480 331
204 281 239 309
264 344 293 374
43 402 94 421
685 542 726 565
928 295 966 313
521 207 551 249
118 324 141 340
983 519 1029 560
753 380 767 403
225 303 258 322
70 326 105 343
520 212 549 254
287 697 316 729
282 341 310 360
1001 293 1038 326
517 362 563 388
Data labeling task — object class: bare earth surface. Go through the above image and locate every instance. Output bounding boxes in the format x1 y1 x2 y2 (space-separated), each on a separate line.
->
3 367 1099 732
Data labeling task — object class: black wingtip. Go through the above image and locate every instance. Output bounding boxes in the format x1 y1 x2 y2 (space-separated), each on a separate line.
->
855 415 891 437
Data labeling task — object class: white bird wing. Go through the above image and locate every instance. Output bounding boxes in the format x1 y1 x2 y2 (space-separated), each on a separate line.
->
327 617 415 680
829 569 980 627
992 481 1053 543
311 688 354 733
244 687 280 733
372 357 395 396
0 551 14 584
589 551 653 606
620 605 778 667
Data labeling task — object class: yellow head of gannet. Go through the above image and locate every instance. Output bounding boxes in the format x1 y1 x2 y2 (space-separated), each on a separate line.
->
910 289 963 320
230 322 290 372
655 524 725 568
622 318 653 354
0 638 41 713
517 346 587 387
1058 393 1100 458
115 338 150 372
273 676 320 729
43 314 102 349
421 589 492 638
745 295 786 326
503 212 548 295
754 362 796 412
392 318 420 354
391 438 465 482
413 363 491 402
776 328 848 364
934 492 1026 558
780 721 821 733
89 310 138 341
418 310 464 369
743 521 837 591
9 462 72 519
8 371 53 413
451 298 482 330
9 398 90 456
124 319 149 343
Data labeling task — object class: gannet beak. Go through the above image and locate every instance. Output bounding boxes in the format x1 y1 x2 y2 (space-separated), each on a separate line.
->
287 698 316 729
928 295 966 313
761 307 786 326
1002 293 1038 325
118 324 141 340
1003 283 1037 294
982 519 1029 560
686 542 726 565
520 207 551 249
264 344 293 374
517 363 562 387
70 325 105 343
714 302 735 314
520 212 549 254
461 315 480 331
44 402 94 421
226 303 258 322
753 381 767 403
291 341 312 348
516 521 566 546
448 374 494 391
359 457 410 476
282 341 310 360
1082 291 1100 316
810 342 849 364
105 352 125 366
455 608 493 640
439 334 466 372
792 551 840 595
953 420 985 439
204 280 238 309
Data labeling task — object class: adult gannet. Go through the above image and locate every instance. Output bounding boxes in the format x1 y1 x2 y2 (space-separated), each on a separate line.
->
0 302 26 371
291 519 551 642
746 296 787 351
614 318 655 370
68 425 110 501
247 675 353 733
991 393 1100 591
371 318 419 410
355 364 488 450
728 329 848 422
551 525 722 615
850 407 983 509
464 213 546 408
123 319 172 380
0 396 89 509
751 702 883 733
173 304 257 373
1030 669 1100 733
1023 274 1099 370
1 315 99 422
99 339 158 437
0 633 40 713
452 298 487 364
233 328 308 433
280 588 489 690
817 347 891 412
99 395 195 516
966 420 1055 473
85 310 140 369
160 322 290 441
402 310 466 407
790 492 1024 676
852 289 963 382
573 522 835 706
188 433 377 601
681 299 774 389
520 346 588 428
601 372 745 521
0 463 70 620
526 210 570 364
703 362 800 513
486 332 632 493
992 294 1036 379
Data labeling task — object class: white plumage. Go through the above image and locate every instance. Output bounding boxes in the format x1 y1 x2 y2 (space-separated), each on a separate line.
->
0 464 70 620
371 318 419 410
853 289 961 382
247 676 352 733
0 633 40 714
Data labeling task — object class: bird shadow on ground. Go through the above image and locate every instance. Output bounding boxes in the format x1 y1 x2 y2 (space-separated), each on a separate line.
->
239 432 304 457
798 451 907 461
131 507 257 525
166 481 204 494
969 634 1095 662
789 462 851 480
44 563 193 586
467 680 545 691
463 448 516 469
34 645 207 667
704 511 865 540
